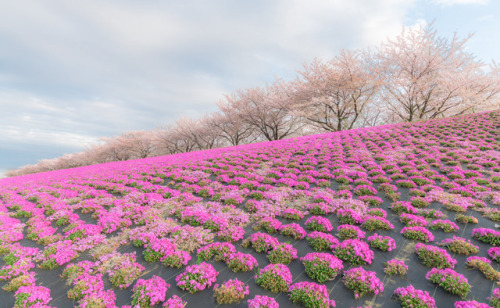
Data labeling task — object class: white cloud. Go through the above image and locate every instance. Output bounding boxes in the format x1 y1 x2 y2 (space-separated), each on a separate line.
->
431 0 489 6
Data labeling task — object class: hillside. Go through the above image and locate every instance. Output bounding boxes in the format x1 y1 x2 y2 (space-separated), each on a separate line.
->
0 111 499 307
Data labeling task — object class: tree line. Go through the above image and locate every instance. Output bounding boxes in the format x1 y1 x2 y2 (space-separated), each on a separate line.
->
7 24 500 177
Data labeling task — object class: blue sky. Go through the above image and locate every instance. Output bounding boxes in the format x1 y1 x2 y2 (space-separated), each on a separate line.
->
1 0 498 177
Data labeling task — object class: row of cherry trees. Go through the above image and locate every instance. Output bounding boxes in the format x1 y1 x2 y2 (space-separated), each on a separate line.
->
8 24 500 176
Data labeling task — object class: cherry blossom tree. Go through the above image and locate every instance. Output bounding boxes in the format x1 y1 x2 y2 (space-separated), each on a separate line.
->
376 23 500 122
221 80 304 141
294 50 381 131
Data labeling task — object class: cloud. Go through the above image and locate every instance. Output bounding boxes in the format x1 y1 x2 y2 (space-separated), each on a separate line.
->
0 0 420 170
430 0 489 6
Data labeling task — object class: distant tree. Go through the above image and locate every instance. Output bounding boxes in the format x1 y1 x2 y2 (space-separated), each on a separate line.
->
211 109 256 146
294 50 381 131
376 23 500 122
222 80 304 141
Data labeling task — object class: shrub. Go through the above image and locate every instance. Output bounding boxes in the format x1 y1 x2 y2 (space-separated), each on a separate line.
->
267 243 298 265
197 242 236 262
426 268 470 298
401 226 434 242
361 216 394 231
429 219 459 233
306 231 340 251
282 208 304 220
301 252 343 283
439 236 479 255
367 234 396 252
488 247 500 263
343 267 383 299
241 232 279 253
393 285 436 308
289 281 336 308
255 264 292 293
334 239 374 265
336 224 365 240
280 223 307 240
175 262 218 293
14 285 52 308
384 259 408 276
414 243 457 269
226 252 258 272
131 276 169 308
472 228 500 246
455 214 478 224
465 256 500 281
213 278 249 304
305 216 333 232
247 295 279 308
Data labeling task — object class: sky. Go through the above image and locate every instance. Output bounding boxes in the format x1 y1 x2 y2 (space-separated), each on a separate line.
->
1 0 499 177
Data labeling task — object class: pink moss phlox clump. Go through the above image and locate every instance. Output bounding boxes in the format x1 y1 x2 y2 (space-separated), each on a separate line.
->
243 232 279 253
472 228 500 246
267 243 298 264
280 223 307 240
334 239 374 265
429 219 459 232
354 185 377 196
247 295 279 308
289 281 336 308
255 263 292 293
305 216 333 232
414 243 457 269
361 215 394 231
439 236 479 255
14 285 52 307
384 259 408 276
425 268 470 298
306 231 340 251
226 252 258 272
35 240 78 269
101 252 145 289
336 224 366 240
489 288 500 308
163 294 187 307
336 209 364 225
390 201 417 214
175 262 218 293
132 275 170 307
218 226 245 242
282 208 304 220
254 217 282 233
367 233 396 252
454 300 491 308
213 278 250 304
143 238 177 262
67 272 116 306
401 226 434 242
301 252 343 283
196 242 236 262
488 247 500 262
400 213 428 227
342 267 384 299
393 285 436 308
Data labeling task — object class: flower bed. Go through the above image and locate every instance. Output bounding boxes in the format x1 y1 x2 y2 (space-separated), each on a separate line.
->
175 262 218 293
343 267 384 299
393 285 436 308
289 281 336 308
213 278 249 304
255 263 292 293
301 252 343 283
426 268 470 298
334 239 374 265
414 243 457 268
367 234 396 252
